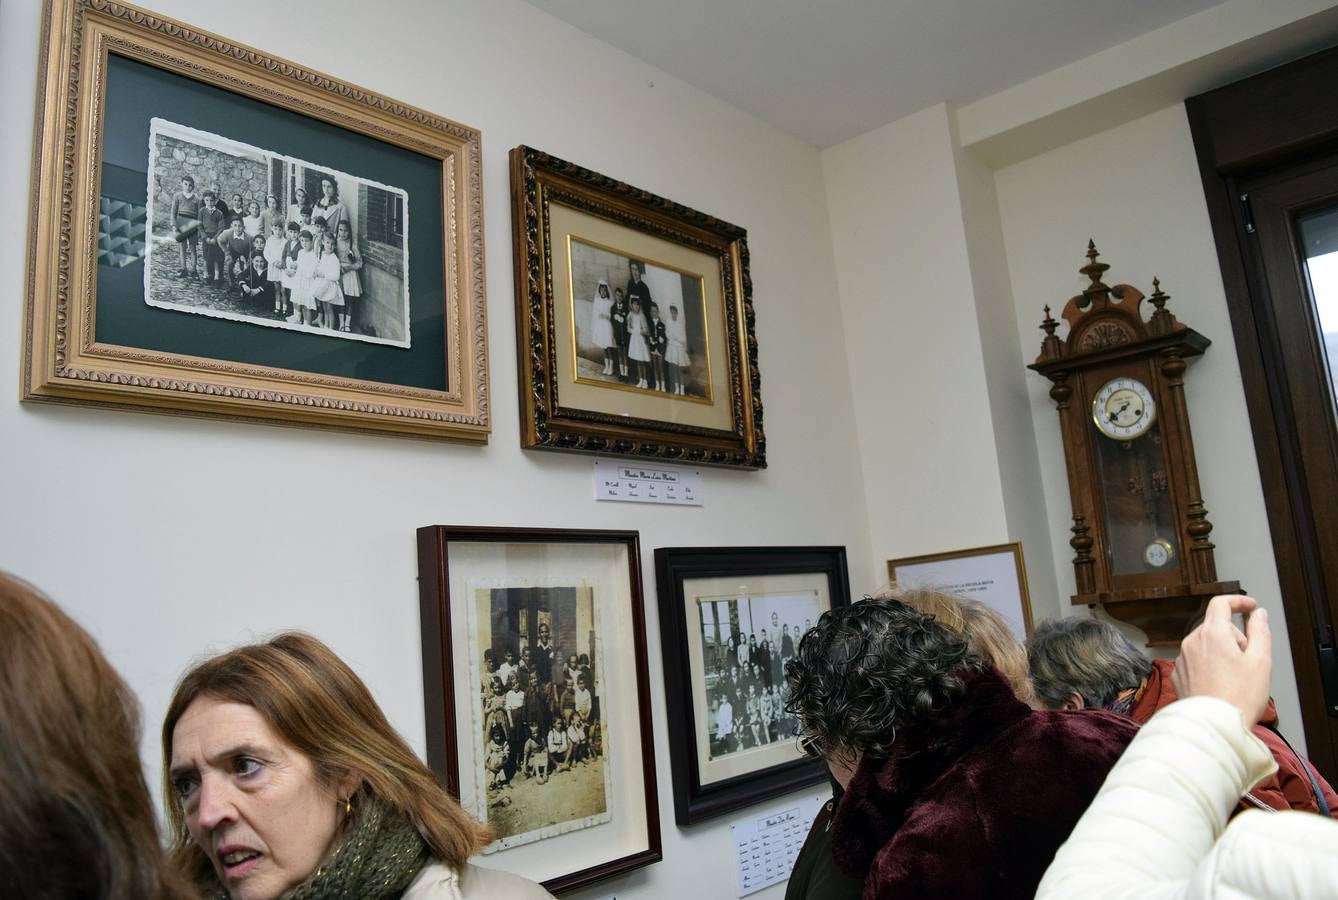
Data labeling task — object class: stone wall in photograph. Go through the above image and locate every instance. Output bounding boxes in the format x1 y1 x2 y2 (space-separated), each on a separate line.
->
151 137 268 233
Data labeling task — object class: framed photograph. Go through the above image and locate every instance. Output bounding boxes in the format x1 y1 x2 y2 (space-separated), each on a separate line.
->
417 526 660 893
654 546 852 824
887 541 1034 639
510 145 766 468
22 0 489 440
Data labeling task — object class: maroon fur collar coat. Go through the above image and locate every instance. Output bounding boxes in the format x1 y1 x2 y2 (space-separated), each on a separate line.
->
830 669 1137 900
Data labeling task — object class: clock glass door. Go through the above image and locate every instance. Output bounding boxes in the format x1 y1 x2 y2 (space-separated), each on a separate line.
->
1091 418 1179 577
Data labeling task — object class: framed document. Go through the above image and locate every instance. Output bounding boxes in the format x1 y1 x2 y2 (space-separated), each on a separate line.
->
887 542 1033 639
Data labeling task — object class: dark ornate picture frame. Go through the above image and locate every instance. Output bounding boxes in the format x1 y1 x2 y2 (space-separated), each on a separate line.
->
417 525 661 894
654 545 851 824
510 145 765 468
22 0 489 441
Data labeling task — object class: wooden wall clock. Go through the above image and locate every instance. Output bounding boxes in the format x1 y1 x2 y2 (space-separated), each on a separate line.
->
1029 242 1240 645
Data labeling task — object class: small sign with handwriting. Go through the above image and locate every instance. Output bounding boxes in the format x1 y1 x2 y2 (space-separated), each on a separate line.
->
593 460 703 506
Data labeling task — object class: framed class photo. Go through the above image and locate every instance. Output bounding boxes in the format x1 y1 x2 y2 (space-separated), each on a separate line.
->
511 146 766 468
22 0 488 440
417 526 660 894
654 546 852 824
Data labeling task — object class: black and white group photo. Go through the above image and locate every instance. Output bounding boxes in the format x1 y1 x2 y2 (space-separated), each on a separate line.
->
472 585 611 850
569 238 710 398
144 118 412 348
697 593 822 760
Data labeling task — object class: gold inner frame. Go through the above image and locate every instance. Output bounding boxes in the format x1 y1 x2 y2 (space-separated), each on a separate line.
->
22 0 489 440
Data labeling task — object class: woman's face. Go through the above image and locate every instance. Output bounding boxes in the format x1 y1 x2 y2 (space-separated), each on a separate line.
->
322 180 335 199
170 697 353 900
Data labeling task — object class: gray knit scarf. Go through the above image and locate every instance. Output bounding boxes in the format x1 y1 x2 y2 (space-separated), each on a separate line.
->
200 795 430 900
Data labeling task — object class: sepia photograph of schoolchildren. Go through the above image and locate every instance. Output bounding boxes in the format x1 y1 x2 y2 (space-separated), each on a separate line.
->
471 584 612 851
569 238 710 398
144 118 411 348
696 592 822 761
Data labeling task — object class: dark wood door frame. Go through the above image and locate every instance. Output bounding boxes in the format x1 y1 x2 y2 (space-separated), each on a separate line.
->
1187 44 1338 779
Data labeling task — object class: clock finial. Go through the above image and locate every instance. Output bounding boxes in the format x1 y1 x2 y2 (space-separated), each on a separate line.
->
1038 305 1064 360
1147 276 1179 335
1079 240 1110 289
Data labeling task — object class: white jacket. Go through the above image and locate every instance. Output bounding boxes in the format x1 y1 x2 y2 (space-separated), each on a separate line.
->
403 860 555 899
1037 696 1338 900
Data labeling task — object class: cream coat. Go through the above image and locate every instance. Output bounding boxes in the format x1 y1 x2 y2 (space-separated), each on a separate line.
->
1037 696 1338 900
403 860 554 899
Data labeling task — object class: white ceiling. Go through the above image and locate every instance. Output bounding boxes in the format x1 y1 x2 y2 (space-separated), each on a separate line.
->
523 0 1228 147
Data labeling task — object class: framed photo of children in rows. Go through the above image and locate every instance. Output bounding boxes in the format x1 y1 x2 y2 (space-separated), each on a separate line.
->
417 526 661 895
511 146 766 469
654 546 852 825
22 0 489 441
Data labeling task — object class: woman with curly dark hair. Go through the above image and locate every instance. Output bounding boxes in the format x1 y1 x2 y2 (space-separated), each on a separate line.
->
784 597 1137 900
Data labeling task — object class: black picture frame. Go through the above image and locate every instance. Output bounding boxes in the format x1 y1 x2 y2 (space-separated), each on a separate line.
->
653 545 851 824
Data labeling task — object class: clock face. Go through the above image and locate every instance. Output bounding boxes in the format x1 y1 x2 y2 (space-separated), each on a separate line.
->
1092 377 1157 440
1143 538 1174 568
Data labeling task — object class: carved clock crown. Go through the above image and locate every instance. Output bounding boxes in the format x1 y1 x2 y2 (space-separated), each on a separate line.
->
1037 240 1185 364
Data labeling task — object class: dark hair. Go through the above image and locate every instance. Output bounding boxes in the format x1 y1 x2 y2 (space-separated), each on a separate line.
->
312 214 327 228
1026 617 1152 710
320 177 338 200
180 175 194 188
785 598 983 765
286 221 300 233
202 191 216 201
0 573 194 900
229 215 243 225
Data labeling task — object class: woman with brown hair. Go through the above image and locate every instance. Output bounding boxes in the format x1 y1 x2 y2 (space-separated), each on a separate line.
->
162 632 551 900
893 586 1038 706
0 572 194 899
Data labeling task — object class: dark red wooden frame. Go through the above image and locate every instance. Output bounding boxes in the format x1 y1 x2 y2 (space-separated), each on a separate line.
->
416 525 662 894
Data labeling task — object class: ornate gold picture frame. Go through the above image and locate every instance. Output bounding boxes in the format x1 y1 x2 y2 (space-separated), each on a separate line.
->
22 0 489 440
510 146 765 468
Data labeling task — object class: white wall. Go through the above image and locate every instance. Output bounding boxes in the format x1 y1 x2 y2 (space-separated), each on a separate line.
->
0 1 871 897
993 102 1304 734
822 105 1013 587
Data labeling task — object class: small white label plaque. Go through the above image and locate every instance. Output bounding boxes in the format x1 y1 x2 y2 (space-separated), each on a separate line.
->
593 460 703 506
732 795 826 896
